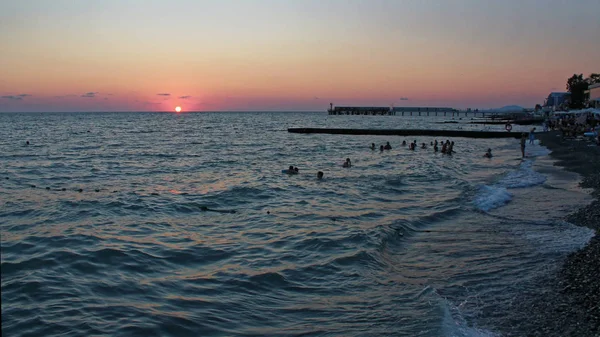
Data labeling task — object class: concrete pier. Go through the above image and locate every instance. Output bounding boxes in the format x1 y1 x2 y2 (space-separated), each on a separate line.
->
288 128 530 138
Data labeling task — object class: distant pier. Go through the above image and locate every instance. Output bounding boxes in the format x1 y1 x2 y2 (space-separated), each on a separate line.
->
327 105 395 116
327 103 496 118
288 128 529 138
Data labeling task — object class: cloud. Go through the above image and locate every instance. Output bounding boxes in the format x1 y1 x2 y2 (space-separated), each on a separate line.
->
81 92 98 98
178 95 191 99
157 93 170 96
1 94 31 100
400 97 409 101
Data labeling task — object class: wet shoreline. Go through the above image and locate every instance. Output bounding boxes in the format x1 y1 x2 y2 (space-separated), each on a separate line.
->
501 131 600 336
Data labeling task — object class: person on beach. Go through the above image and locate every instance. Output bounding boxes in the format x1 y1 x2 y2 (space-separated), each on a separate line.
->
384 142 392 150
421 143 427 149
370 143 375 150
342 158 352 168
484 148 493 158
380 145 384 152
317 171 324 179
441 141 447 154
402 140 406 146
529 128 536 145
294 167 299 173
521 133 527 158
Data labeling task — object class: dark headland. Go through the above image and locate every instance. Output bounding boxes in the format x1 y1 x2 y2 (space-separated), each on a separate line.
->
498 131 600 337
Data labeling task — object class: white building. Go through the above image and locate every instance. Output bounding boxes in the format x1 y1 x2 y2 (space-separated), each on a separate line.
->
587 83 600 108
544 92 570 110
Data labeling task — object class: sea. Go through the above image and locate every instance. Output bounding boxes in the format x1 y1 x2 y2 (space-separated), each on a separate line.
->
0 111 595 337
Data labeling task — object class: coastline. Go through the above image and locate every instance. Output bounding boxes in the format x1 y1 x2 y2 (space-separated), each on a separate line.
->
504 131 600 336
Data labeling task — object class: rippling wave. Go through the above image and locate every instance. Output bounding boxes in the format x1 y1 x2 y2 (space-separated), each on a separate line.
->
1 112 594 336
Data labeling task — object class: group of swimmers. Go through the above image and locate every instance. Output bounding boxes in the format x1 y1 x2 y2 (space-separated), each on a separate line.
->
283 166 300 174
286 139 467 180
284 137 509 179
375 139 457 154
369 142 393 151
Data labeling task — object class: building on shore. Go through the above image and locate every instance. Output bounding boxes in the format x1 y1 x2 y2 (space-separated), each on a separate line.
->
543 92 571 110
586 83 600 108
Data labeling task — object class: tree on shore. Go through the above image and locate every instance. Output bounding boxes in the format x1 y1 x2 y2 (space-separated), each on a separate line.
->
567 74 588 109
588 73 600 85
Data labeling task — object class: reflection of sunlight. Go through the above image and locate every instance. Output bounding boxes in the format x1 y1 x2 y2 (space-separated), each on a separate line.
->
149 172 255 196
194 174 252 195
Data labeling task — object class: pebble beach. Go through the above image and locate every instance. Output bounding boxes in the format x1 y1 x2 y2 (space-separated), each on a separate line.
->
500 131 600 337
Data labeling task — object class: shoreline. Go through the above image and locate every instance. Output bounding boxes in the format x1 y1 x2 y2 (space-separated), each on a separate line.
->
501 131 600 336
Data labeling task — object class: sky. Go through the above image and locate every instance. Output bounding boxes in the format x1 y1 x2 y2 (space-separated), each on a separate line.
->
1 0 599 112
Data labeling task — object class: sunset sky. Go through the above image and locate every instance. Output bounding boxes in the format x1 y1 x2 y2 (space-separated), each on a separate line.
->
1 0 599 112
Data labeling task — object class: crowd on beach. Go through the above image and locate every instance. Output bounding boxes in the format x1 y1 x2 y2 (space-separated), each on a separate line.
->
544 111 600 144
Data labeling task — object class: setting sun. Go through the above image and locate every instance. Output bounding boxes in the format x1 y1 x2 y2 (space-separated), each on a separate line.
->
175 106 181 112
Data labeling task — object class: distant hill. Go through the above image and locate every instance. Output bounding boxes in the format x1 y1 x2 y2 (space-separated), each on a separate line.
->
482 105 526 113
495 105 525 111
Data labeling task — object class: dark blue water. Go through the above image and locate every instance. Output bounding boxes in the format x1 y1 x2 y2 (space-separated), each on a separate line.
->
0 112 594 336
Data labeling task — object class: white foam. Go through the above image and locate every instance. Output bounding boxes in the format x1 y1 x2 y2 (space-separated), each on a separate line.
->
498 160 546 188
525 222 596 253
440 296 500 337
525 143 551 157
473 185 512 211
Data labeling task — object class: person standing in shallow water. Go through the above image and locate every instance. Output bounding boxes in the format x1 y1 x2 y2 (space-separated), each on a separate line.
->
529 128 536 145
520 133 527 158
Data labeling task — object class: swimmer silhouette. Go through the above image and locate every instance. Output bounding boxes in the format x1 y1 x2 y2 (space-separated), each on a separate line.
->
484 148 493 158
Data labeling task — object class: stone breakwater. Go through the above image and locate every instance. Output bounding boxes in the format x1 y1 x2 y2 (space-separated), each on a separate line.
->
501 132 600 337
